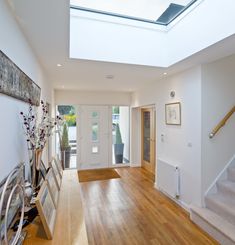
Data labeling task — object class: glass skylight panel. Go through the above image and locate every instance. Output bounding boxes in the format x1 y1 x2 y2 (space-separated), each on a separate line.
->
70 0 198 25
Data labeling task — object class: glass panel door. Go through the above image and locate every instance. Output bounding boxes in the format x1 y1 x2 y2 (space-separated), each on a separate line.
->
143 111 150 163
141 108 155 174
79 106 109 169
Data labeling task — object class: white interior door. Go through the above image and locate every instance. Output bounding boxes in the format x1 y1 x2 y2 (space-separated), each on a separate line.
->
79 106 110 169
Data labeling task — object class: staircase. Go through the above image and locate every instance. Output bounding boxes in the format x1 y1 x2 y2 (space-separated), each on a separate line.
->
191 165 235 245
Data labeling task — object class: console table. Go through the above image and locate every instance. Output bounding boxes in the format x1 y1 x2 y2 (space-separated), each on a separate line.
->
23 170 88 245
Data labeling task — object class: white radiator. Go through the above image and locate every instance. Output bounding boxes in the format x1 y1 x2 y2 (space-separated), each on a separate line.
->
157 159 180 198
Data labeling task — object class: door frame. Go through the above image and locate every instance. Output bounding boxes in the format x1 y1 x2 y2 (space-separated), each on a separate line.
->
141 106 156 175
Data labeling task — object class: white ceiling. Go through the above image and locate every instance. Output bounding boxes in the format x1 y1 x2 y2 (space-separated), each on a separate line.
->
6 0 235 92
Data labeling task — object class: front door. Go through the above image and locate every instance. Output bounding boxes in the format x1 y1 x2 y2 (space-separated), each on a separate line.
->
79 106 110 170
141 108 155 174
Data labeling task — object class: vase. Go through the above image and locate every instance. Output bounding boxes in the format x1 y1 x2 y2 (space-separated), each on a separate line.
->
61 147 71 169
30 148 43 192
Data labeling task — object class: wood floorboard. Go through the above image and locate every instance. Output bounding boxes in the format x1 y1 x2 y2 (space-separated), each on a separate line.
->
80 167 218 245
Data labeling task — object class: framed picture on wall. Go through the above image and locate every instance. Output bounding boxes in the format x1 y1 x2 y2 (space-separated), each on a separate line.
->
165 102 181 125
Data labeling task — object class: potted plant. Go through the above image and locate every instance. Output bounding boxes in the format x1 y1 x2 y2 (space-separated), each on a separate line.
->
61 124 71 168
114 123 124 163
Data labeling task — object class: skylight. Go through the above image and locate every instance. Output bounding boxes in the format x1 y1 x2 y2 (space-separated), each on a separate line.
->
70 0 198 25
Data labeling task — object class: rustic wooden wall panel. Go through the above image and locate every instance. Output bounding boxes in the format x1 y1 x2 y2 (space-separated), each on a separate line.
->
0 50 41 106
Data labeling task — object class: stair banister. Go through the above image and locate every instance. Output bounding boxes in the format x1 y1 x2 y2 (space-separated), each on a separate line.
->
209 106 235 139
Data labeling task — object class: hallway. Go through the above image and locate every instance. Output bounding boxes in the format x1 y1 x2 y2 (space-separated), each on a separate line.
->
80 168 218 245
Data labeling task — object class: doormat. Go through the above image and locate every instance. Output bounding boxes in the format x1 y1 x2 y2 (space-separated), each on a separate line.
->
78 168 120 183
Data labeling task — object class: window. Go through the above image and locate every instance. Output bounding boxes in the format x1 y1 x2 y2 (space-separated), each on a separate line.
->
112 106 130 164
92 146 99 153
91 111 99 119
56 105 77 169
92 122 99 142
71 0 198 25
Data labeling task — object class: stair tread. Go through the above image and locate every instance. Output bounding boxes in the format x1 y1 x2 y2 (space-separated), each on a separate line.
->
218 180 235 189
206 193 235 226
228 166 235 173
191 205 235 241
206 193 235 209
227 166 235 182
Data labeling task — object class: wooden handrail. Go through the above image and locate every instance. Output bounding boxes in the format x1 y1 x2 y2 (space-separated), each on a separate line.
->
209 106 235 138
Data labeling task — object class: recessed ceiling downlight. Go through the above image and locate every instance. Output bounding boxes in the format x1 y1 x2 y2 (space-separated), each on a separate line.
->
57 64 62 67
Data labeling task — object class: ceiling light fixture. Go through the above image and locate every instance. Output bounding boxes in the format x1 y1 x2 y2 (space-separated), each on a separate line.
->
163 72 167 75
57 64 62 67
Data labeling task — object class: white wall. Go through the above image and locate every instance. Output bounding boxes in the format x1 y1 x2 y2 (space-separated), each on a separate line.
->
0 1 52 181
132 66 202 207
130 107 141 167
167 0 235 66
55 90 131 106
70 9 167 67
201 55 235 194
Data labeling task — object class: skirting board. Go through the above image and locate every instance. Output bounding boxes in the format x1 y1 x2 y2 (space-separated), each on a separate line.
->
130 164 141 167
154 182 190 212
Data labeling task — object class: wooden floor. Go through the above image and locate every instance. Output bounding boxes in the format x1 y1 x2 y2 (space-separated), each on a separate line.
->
80 167 218 245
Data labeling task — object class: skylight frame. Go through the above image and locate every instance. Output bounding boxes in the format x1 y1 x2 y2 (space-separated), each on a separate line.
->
70 0 198 26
